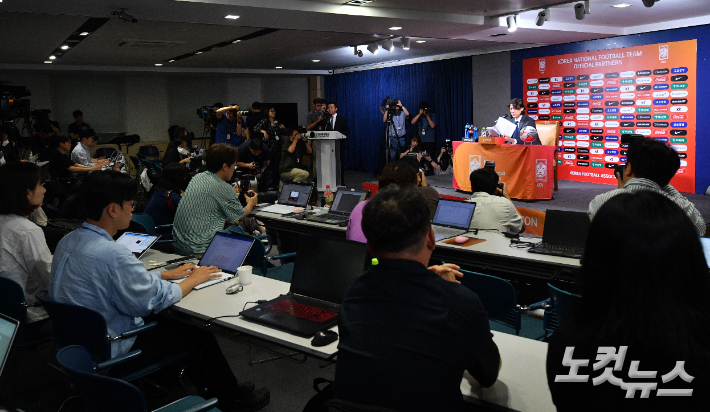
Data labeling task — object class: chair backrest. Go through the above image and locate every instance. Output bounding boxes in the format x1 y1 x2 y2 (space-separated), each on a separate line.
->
95 147 118 159
138 145 160 159
36 292 112 361
56 346 149 412
543 283 581 336
535 121 560 147
131 214 157 235
0 277 28 327
458 269 521 334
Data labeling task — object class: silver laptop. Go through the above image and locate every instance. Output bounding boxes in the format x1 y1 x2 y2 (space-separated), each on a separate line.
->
115 232 161 259
431 199 477 241
0 313 19 378
260 182 314 214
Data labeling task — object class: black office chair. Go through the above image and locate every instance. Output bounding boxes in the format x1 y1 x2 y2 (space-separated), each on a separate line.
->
95 147 118 159
56 345 221 412
138 145 161 160
0 277 54 348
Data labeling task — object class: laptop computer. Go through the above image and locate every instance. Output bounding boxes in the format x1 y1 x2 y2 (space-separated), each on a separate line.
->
307 189 367 224
260 182 314 214
431 199 477 241
170 232 255 290
0 313 19 378
528 210 590 259
240 236 369 337
116 232 161 259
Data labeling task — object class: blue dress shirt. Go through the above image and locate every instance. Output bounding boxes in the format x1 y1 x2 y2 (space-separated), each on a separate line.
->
49 223 182 357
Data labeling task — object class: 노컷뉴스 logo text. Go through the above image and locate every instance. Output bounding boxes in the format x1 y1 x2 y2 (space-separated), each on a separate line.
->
555 346 693 398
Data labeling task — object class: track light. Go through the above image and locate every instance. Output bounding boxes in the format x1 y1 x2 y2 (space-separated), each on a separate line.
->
357 50 363 57
353 46 358 55
506 15 517 32
401 37 410 50
574 3 586 20
536 10 547 26
383 38 394 52
367 42 379 55
642 0 657 7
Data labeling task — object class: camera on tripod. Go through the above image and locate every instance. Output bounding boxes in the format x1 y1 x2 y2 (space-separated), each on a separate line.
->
196 106 217 120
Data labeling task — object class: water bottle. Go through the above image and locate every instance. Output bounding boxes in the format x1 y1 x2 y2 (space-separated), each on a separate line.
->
473 125 479 141
325 185 334 207
464 124 472 140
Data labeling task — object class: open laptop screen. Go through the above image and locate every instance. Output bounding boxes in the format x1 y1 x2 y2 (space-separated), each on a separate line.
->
290 236 369 304
543 210 590 249
331 190 366 214
199 232 255 274
432 199 477 229
0 313 19 377
115 232 160 258
278 183 312 207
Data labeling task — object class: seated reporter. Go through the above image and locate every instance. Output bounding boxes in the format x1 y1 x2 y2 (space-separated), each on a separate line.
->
71 128 109 168
547 191 710 411
172 143 258 256
161 135 192 168
334 186 500 411
279 128 312 183
0 162 52 323
467 168 523 233
48 171 270 410
48 134 102 181
432 144 453 175
144 163 190 230
400 156 440 218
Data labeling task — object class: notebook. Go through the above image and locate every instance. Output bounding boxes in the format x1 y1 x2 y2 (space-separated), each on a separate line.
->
240 236 369 337
116 232 161 259
171 232 255 290
260 182 314 214
528 210 590 259
431 199 477 241
307 189 367 224
0 313 19 378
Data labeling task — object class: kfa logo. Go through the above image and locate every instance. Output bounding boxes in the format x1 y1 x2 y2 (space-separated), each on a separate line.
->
539 58 546 73
469 155 482 176
659 45 669 61
535 159 547 182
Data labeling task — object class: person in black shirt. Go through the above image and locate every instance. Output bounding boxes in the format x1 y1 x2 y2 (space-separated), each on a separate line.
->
162 135 192 168
68 110 91 142
48 134 99 181
333 185 501 412
236 139 272 191
244 101 264 141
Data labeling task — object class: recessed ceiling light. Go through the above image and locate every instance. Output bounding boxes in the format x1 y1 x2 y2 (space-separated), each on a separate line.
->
195 51 202 54
275 66 283 69
389 26 402 30
416 40 426 43
154 63 163 66
79 32 89 36
232 40 241 43
44 61 52 64
225 15 240 19
612 3 632 7
49 55 56 60
312 60 321 62
168 59 175 63
60 45 70 50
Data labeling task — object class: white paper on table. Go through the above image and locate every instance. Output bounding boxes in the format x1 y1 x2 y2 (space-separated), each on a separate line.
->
495 117 518 137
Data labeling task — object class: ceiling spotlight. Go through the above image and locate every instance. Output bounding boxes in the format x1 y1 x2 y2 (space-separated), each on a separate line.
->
111 9 138 23
60 45 70 50
225 15 240 19
401 37 410 50
49 55 56 60
79 32 90 36
383 38 394 52
168 59 175 62
357 50 363 57
612 3 633 7
154 63 163 66
642 0 657 6
389 26 402 30
195 51 202 54
44 61 52 64
506 15 517 32
536 10 547 26
353 46 359 55
312 60 320 62
232 39 242 43
416 40 426 43
367 42 379 55
574 3 586 20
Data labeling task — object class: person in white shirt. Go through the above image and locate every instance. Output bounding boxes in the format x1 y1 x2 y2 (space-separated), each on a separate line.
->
467 168 524 233
0 162 52 323
71 128 109 168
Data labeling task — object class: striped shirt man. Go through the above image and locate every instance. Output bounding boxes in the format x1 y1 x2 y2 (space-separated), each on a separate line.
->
588 177 706 235
173 171 246 254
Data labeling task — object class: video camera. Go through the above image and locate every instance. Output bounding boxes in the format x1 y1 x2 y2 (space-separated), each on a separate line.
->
1 81 32 120
381 97 401 112
196 105 217 120
443 139 453 153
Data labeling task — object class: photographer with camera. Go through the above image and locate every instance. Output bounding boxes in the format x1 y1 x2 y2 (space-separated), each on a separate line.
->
244 102 263 141
237 138 272 191
214 104 243 147
279 128 312 184
306 98 328 131
410 101 436 154
380 99 409 162
467 167 523 233
431 143 453 175
68 110 91 142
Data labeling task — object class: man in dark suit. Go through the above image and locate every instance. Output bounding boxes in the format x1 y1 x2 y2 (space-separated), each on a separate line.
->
504 98 541 145
324 101 350 184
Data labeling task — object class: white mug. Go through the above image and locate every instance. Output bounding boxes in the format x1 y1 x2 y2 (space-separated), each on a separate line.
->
238 265 253 285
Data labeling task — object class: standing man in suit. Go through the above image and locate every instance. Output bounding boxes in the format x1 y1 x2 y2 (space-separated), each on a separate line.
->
324 101 350 184
503 98 540 145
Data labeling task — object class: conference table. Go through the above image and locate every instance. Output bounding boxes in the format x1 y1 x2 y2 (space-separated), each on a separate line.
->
452 142 556 200
140 249 555 412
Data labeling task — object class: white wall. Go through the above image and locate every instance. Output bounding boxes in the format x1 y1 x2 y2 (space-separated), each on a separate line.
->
1 71 309 141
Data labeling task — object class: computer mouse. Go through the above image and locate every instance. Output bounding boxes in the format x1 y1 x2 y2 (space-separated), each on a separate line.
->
454 236 469 244
311 330 339 347
225 282 243 294
293 207 305 214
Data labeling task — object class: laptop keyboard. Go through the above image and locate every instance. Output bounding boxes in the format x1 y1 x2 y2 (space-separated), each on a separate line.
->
309 213 348 223
542 242 584 258
271 300 337 323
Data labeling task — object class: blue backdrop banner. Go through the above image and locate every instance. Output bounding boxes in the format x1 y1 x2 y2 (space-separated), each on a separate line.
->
325 57 472 174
